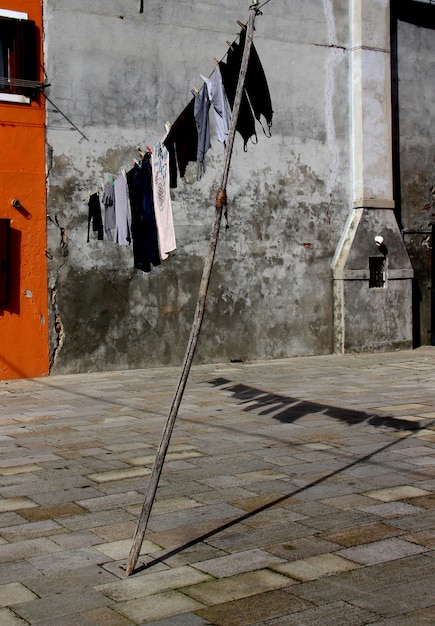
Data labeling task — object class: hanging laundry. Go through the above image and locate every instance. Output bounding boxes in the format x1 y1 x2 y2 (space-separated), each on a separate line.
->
194 86 211 177
126 155 161 272
102 181 116 241
219 46 257 150
113 174 131 246
152 138 176 261
87 192 104 242
164 98 198 188
239 27 273 135
200 65 231 146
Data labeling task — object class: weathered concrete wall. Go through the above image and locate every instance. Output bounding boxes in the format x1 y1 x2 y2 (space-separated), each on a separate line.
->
44 0 352 373
395 11 435 346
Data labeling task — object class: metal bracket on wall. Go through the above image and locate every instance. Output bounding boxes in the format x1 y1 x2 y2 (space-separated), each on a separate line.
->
138 0 143 13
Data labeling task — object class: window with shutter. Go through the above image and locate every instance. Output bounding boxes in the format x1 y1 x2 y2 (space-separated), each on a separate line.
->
0 9 37 104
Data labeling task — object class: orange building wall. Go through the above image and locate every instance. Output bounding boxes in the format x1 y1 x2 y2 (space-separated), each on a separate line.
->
0 0 48 379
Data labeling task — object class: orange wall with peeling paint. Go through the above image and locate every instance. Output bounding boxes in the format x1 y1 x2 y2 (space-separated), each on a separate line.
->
0 0 48 380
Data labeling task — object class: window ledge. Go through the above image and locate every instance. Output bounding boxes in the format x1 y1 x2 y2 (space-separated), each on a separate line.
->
0 93 31 104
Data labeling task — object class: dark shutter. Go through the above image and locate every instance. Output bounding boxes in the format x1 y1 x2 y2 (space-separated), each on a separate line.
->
0 17 37 96
0 219 10 306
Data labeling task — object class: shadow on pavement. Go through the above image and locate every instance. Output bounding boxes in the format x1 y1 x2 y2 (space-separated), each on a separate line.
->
207 377 426 430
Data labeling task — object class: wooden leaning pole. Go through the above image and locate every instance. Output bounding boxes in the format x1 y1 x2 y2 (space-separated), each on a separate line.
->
126 1 261 577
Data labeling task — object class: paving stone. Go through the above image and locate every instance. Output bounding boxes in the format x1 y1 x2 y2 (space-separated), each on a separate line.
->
320 522 401 547
77 490 143 512
55 509 134 531
195 589 311 626
358 501 426 518
28 546 108 574
144 614 211 626
347 573 435 618
17 502 87 522
23 565 119 596
0 537 62 563
272 553 359 582
368 605 435 625
126 450 204 465
0 608 29 626
0 519 63 542
92 521 138 542
403 493 435 509
0 453 61 466
363 485 431 502
340 554 435 591
261 599 378 625
0 582 37 606
94 538 162 560
88 467 151 483
149 496 203 516
384 509 435 532
320 493 376 510
207 521 313 553
189 486 257 506
403 530 435 548
98 565 212 601
297 509 377 533
49 530 105 549
116 590 205 623
147 503 245 533
338 537 429 565
192 548 285 577
182 570 296 606
0 498 37 512
42 606 136 626
265 536 341 562
13 589 110 623
0 464 42 476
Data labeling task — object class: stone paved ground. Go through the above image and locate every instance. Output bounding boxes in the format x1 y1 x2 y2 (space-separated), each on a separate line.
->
0 347 434 625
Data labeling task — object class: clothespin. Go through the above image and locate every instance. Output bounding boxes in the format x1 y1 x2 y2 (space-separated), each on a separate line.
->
165 121 171 133
133 158 140 165
237 20 246 29
226 40 233 49
146 145 153 154
213 57 219 66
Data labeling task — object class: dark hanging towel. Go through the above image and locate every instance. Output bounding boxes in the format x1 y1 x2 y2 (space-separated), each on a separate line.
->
239 28 273 135
194 85 211 178
126 155 161 273
164 98 198 188
219 41 257 150
87 192 104 242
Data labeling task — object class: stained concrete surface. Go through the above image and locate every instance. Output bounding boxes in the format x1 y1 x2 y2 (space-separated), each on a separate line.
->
0 347 434 624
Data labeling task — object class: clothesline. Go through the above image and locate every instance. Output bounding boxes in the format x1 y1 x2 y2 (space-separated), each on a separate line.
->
87 24 273 274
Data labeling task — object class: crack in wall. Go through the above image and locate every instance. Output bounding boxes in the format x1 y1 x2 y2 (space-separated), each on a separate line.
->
49 285 64 372
48 216 68 373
